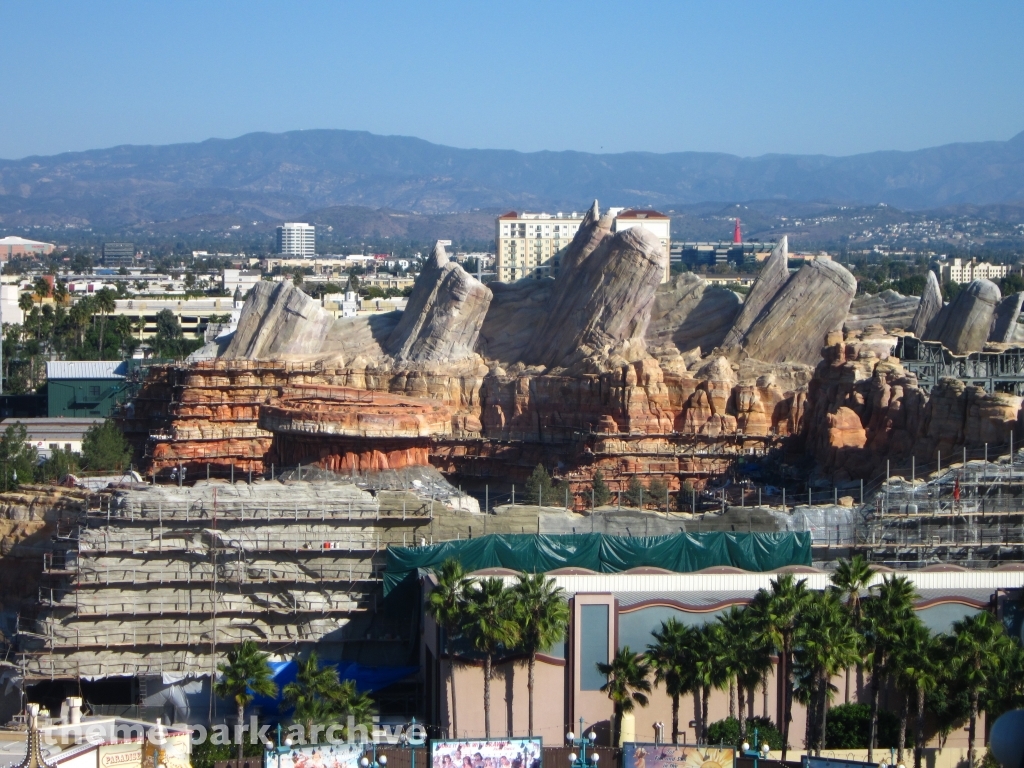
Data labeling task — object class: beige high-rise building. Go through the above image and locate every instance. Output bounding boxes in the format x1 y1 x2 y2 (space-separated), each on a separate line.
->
495 205 671 283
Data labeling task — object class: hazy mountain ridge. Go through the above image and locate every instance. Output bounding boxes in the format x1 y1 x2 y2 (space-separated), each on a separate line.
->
1 128 1023 226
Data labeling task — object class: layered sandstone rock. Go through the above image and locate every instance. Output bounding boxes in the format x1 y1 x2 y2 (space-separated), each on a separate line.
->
735 260 857 366
386 242 492 363
525 210 665 370
844 290 920 333
722 236 789 348
647 274 742 357
924 279 1001 354
989 292 1024 343
908 270 943 338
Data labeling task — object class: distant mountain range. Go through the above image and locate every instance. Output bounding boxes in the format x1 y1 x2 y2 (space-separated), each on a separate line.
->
1 128 1023 229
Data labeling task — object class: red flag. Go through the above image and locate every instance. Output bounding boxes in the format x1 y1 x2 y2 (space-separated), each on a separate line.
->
953 476 961 501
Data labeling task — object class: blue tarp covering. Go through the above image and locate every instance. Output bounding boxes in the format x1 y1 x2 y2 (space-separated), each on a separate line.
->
249 661 418 712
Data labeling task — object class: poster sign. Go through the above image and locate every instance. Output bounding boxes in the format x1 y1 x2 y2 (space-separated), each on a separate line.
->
278 743 365 768
431 739 542 768
622 744 735 768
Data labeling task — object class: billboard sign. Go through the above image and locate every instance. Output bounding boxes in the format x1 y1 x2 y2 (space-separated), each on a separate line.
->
278 743 366 768
622 744 735 768
431 739 542 768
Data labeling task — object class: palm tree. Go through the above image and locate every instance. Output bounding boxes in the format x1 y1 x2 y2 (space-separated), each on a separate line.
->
717 607 747 720
951 611 1005 767
94 287 116 356
329 678 377 740
794 590 861 755
830 555 876 702
425 559 473 738
464 577 520 738
863 575 917 762
512 572 569 736
747 574 809 760
732 608 774 745
598 646 652 747
646 619 698 745
893 621 938 768
282 651 343 741
214 639 278 763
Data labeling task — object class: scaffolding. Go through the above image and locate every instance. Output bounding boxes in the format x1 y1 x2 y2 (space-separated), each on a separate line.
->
856 450 1024 568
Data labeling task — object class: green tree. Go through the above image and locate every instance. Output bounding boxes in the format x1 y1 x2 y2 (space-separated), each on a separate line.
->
950 611 1006 767
647 477 669 511
747 574 810 760
38 447 80 483
0 423 37 490
525 464 554 506
93 287 116 356
591 470 611 507
646 619 698 745
830 555 875 702
425 559 473 739
707 716 781 751
863 575 918 762
794 589 861 755
894 621 938 768
512 573 570 736
81 420 133 472
598 646 652 747
464 577 520 737
214 639 278 763
283 651 344 741
624 475 644 508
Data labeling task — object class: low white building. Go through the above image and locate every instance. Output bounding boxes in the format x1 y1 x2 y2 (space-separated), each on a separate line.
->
0 417 103 461
221 268 262 297
938 257 1010 284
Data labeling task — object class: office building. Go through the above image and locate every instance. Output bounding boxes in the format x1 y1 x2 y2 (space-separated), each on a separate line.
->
0 236 55 259
222 268 262 298
938 257 1010 284
496 206 671 283
275 222 316 257
102 242 135 268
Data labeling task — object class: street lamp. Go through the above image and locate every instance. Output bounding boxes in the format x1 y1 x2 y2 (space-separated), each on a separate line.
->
361 753 387 768
263 724 294 768
878 747 905 768
567 718 599 768
399 717 423 768
740 728 771 768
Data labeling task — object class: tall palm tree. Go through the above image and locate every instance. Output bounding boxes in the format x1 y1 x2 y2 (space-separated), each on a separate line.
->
717 607 749 720
464 577 520 738
794 590 861 755
512 572 569 736
747 574 809 760
425 559 473 738
863 575 917 762
282 651 343 741
734 610 774 745
830 555 876 702
94 287 116 356
646 619 698 745
214 639 278 763
893 621 937 768
598 646 652 747
329 678 377 740
951 611 1005 768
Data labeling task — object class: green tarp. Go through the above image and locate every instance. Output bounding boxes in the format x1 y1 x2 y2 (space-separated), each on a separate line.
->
383 531 812 594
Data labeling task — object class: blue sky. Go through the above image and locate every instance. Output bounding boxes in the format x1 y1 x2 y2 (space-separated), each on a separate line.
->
1 0 1022 160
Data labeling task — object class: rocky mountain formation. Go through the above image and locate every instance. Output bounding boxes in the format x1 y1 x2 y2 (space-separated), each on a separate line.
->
135 204 1024 494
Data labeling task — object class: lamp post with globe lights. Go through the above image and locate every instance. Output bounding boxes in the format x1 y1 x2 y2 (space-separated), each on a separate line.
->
740 728 772 768
361 751 387 768
263 724 294 768
878 747 904 768
567 718 600 768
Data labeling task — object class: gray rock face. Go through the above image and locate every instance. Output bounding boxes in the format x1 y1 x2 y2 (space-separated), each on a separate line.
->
924 279 1001 354
522 203 664 369
722 235 789 348
223 280 339 359
844 290 920 332
737 260 858 365
989 292 1024 343
386 242 492 363
476 278 553 363
908 270 943 338
646 273 742 355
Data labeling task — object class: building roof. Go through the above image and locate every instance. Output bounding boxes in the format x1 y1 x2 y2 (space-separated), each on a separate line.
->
45 361 127 380
0 236 53 247
498 211 519 219
616 209 669 219
0 418 104 442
